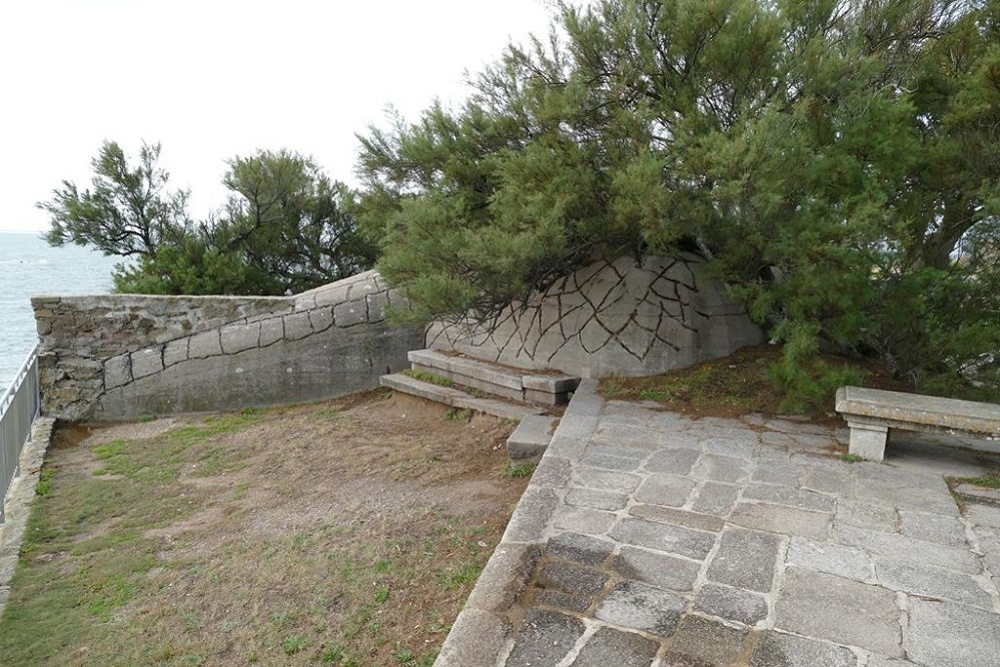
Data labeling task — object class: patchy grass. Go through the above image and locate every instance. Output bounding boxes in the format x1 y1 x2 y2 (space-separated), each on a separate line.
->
402 368 455 388
444 408 473 423
0 392 526 666
501 461 535 478
601 344 905 418
953 474 1000 489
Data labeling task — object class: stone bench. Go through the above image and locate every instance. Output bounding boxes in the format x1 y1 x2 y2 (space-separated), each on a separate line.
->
835 386 1000 461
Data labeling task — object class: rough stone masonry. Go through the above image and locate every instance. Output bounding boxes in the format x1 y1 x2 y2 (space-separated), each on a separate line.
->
32 271 424 420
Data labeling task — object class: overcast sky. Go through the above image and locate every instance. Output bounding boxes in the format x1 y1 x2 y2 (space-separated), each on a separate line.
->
0 0 561 232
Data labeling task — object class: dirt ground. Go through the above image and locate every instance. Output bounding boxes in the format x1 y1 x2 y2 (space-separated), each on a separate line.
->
3 390 529 666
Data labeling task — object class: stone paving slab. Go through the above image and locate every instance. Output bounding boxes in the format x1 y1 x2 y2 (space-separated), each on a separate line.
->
435 381 1000 666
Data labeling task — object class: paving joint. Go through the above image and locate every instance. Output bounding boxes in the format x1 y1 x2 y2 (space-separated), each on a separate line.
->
435 381 1000 667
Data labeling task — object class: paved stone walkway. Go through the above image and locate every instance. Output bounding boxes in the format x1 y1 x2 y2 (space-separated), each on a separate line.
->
436 382 1000 667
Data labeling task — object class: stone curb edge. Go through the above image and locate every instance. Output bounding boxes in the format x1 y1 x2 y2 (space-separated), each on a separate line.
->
434 380 603 666
0 417 55 618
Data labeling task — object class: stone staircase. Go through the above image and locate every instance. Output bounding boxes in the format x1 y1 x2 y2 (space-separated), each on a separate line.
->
380 349 580 463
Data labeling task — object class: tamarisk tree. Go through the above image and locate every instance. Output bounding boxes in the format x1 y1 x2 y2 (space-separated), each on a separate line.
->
358 0 1000 402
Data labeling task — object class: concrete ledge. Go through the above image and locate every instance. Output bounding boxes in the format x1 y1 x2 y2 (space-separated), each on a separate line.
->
408 349 579 406
507 415 559 462
380 374 543 421
409 349 523 391
954 483 1000 507
0 417 55 618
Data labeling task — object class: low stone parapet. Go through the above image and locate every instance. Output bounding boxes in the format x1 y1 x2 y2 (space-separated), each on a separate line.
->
32 271 423 421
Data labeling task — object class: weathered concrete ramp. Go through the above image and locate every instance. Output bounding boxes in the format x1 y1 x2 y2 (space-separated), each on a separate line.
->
436 383 1000 666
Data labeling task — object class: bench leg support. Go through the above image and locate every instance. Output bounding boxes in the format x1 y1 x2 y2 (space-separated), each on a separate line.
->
847 422 889 462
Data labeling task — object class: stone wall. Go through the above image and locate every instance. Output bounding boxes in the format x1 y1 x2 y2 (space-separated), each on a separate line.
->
33 271 423 421
427 254 764 378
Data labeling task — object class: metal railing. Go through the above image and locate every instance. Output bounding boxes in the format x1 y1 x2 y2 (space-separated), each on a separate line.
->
0 346 40 524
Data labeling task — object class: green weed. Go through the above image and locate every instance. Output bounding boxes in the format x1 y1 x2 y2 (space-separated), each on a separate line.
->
501 461 535 478
444 408 472 423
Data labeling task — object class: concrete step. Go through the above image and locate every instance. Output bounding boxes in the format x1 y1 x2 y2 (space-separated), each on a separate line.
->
380 373 545 422
507 414 559 463
407 349 580 406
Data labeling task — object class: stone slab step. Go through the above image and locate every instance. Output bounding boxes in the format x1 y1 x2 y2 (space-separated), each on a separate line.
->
507 415 559 462
407 349 580 406
954 483 1000 507
380 373 544 421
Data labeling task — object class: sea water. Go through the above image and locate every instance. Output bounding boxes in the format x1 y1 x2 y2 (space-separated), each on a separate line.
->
0 231 120 391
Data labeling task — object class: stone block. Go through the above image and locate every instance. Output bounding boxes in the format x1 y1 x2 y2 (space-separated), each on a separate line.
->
573 467 642 494
643 447 700 475
188 331 222 358
750 630 859 667
875 558 993 608
220 321 259 354
464 542 540 614
308 307 334 333
634 473 696 508
504 609 584 667
610 518 715 560
162 338 188 367
775 567 902 657
507 415 556 461
553 506 617 535
611 546 701 592
729 502 831 540
502 488 559 543
752 460 809 486
565 487 629 512
283 311 313 340
627 505 725 533
569 626 660 667
579 451 642 472
801 467 856 496
898 510 969 548
847 422 889 461
907 597 1000 667
689 481 741 517
665 615 750 666
834 524 981 574
707 528 781 593
743 483 836 512
334 299 367 328
786 537 874 582
690 453 751 483
546 532 615 567
834 500 898 533
538 561 609 599
595 580 685 638
366 292 388 323
259 317 284 347
104 353 131 389
130 348 163 379
530 456 572 489
308 281 351 307
695 582 769 625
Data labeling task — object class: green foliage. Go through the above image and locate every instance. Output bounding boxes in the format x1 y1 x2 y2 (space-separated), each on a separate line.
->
40 144 376 296
358 0 1000 400
501 461 535 478
39 140 190 258
401 369 455 387
444 408 473 422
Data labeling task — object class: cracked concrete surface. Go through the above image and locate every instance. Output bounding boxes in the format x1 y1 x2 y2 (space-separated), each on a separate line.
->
427 255 764 378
